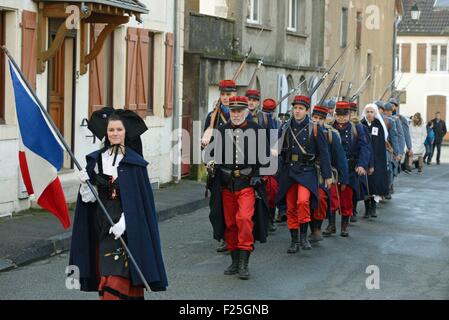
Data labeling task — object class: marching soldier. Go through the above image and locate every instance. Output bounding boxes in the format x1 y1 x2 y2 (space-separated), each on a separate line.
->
201 80 236 148
277 96 333 253
389 98 413 172
208 96 270 280
203 80 236 253
310 105 349 241
260 98 281 233
327 101 371 237
245 89 262 123
377 101 400 200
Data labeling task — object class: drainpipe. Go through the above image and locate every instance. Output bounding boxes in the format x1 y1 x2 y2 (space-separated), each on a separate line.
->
392 14 402 94
172 0 183 182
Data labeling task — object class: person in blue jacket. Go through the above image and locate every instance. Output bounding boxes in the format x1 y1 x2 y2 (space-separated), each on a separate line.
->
423 121 435 165
276 96 333 252
330 101 372 237
310 105 349 241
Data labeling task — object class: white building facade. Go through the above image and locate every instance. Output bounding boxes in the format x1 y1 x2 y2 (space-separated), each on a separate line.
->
0 0 184 217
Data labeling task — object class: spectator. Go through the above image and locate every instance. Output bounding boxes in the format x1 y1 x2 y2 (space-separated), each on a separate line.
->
423 121 435 165
408 113 427 174
429 112 447 165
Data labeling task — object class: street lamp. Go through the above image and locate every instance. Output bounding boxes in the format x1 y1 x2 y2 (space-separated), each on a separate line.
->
411 2 421 20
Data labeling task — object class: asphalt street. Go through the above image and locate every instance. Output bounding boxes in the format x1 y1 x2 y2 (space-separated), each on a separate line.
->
1 164 448 300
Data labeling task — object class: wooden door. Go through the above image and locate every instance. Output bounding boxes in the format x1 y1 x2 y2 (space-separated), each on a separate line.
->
49 42 65 134
427 95 448 140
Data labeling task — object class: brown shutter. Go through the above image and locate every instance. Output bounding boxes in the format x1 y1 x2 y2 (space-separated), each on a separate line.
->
164 33 174 117
417 43 427 74
355 12 362 50
21 10 37 90
401 43 411 73
136 28 149 118
126 27 138 112
126 27 149 118
89 24 105 115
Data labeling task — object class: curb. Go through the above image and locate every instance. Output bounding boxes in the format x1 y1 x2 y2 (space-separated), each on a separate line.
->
0 198 209 273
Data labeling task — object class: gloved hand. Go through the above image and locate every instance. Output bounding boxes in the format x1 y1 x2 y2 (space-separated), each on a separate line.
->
77 169 90 184
109 213 126 240
250 176 264 187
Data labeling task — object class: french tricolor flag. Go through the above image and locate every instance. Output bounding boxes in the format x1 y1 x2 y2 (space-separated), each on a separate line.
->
9 60 70 229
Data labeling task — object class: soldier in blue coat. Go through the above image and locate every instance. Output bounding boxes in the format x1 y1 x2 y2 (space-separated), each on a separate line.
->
201 80 235 148
311 105 349 241
330 101 371 237
277 96 332 252
378 102 401 200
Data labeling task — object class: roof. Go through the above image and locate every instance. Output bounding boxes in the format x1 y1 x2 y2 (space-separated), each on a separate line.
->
398 0 449 35
33 0 149 14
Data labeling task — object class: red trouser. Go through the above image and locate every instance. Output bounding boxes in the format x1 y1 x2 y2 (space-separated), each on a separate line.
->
286 183 312 229
330 184 353 217
265 176 279 209
222 187 255 252
312 188 328 221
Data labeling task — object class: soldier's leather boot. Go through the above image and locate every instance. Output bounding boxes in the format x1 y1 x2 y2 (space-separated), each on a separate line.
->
364 200 371 219
299 223 312 250
309 220 323 243
341 216 349 237
370 199 377 218
238 250 251 280
276 208 287 223
287 229 300 254
216 240 227 253
268 208 277 233
224 250 240 275
323 212 336 237
350 207 358 223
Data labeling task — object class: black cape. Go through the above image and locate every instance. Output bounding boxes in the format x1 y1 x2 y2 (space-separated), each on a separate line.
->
208 169 270 244
69 147 168 292
361 118 389 196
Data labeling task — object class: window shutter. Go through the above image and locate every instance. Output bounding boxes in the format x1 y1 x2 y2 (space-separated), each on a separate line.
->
136 28 149 118
126 27 149 118
126 27 138 112
416 43 427 74
401 43 411 73
355 12 362 50
89 24 105 115
21 10 37 90
164 33 174 117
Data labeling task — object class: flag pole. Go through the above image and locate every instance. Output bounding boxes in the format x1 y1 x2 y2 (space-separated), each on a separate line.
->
1 45 152 293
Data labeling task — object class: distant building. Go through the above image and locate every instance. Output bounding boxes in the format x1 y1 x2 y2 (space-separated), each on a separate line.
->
323 0 404 110
397 0 449 140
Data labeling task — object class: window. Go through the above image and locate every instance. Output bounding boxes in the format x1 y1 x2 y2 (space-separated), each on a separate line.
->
288 0 298 31
430 44 448 72
247 0 260 24
0 12 5 124
340 7 348 48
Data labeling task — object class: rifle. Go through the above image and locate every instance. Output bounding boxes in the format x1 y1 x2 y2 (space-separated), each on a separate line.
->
309 43 351 97
350 74 371 102
378 73 402 101
318 59 348 106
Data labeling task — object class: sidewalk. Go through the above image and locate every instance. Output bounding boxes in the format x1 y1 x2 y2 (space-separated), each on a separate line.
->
0 180 208 272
